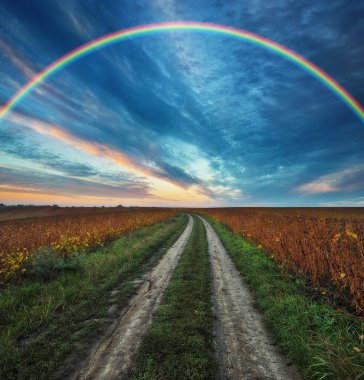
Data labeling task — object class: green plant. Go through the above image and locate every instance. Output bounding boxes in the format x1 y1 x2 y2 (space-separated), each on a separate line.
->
26 247 80 281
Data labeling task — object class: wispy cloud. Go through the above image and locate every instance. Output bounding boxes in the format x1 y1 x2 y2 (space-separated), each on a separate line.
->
0 38 36 80
0 0 363 206
297 182 337 194
5 112 218 207
0 163 150 200
297 165 364 194
7 112 196 187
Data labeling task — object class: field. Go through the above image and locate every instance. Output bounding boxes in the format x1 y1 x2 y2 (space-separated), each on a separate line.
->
2 206 363 313
0 206 176 283
199 207 364 315
0 207 363 379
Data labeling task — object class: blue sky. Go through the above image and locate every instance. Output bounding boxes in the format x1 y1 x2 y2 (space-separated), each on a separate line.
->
0 0 363 206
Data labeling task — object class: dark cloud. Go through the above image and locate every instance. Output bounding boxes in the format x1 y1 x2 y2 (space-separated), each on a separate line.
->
156 160 199 186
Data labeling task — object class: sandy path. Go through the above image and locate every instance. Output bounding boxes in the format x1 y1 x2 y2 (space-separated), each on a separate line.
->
199 216 301 380
75 215 193 380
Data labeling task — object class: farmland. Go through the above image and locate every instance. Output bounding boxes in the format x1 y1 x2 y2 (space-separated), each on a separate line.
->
0 206 363 379
0 206 176 283
3 206 363 314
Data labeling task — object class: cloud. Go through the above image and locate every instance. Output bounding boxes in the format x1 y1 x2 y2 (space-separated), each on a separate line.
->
7 113 213 196
0 127 99 177
0 0 363 206
0 37 36 80
0 163 150 199
7 112 198 187
297 165 364 194
297 182 337 194
320 197 364 207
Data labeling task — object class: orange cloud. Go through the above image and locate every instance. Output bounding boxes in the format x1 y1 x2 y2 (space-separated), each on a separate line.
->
7 112 197 190
0 188 211 207
149 180 212 204
0 185 148 206
5 113 214 205
8 113 154 176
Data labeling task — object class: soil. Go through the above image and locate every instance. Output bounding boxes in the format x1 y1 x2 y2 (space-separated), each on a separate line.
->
199 216 302 380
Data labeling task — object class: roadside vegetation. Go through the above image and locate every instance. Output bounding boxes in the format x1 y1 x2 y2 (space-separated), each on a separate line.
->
131 216 216 380
207 217 364 380
0 214 187 380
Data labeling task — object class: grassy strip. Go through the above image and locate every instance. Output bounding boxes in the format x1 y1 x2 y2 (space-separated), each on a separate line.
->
0 214 187 380
206 217 364 380
131 216 216 379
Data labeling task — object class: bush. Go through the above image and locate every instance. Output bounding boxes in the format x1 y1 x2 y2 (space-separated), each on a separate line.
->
27 247 80 281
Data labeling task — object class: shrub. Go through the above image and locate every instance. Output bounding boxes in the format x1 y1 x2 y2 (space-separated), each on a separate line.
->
26 247 80 281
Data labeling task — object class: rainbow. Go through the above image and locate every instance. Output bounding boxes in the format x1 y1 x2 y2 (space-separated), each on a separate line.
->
0 21 363 123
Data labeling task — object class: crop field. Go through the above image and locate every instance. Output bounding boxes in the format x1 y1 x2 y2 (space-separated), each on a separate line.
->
201 207 364 315
0 207 176 283
2 206 363 314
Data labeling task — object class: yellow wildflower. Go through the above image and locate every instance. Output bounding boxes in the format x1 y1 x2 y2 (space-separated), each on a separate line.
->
346 231 358 239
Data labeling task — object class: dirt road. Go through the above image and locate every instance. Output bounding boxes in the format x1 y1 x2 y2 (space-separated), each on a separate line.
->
75 215 193 380
199 216 301 380
65 214 301 379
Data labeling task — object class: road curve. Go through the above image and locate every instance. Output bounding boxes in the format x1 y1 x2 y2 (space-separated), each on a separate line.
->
76 215 193 380
199 216 301 380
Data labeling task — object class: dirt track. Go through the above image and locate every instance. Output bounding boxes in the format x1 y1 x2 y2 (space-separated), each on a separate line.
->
75 215 193 380
199 216 301 380
65 214 301 379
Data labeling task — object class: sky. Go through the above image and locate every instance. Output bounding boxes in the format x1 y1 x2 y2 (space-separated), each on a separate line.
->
0 0 363 207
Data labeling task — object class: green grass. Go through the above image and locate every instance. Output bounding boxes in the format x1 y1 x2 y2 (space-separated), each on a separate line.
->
0 214 188 380
131 216 216 380
206 216 364 380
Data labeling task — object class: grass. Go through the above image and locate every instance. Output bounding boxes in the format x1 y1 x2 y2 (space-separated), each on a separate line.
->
206 216 364 380
0 214 187 380
131 216 216 380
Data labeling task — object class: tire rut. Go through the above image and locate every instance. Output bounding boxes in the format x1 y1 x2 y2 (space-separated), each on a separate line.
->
74 215 193 380
199 216 301 380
